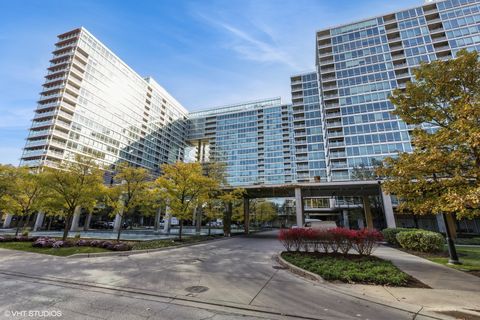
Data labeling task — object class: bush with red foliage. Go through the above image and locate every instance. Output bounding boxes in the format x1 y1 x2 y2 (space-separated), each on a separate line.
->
278 227 383 256
351 229 384 256
330 228 356 255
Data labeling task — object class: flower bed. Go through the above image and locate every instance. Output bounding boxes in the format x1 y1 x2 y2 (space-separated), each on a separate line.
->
0 236 132 252
281 252 418 286
278 227 383 256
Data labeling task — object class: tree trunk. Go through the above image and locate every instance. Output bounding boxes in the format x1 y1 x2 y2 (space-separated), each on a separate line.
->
116 215 124 242
15 215 25 236
23 213 32 230
62 214 73 241
223 202 232 237
47 216 52 231
208 220 211 236
179 219 183 240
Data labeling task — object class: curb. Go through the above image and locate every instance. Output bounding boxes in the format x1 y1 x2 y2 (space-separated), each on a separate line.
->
68 236 232 259
276 253 324 283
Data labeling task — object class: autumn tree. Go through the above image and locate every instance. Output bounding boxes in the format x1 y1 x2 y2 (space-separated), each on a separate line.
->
42 156 105 240
0 167 47 235
105 162 151 241
379 49 480 263
156 162 218 240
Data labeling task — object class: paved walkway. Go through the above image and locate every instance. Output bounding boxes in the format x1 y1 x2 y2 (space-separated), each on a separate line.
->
374 245 480 291
333 245 480 316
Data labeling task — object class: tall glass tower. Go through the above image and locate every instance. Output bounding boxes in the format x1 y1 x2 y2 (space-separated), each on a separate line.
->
316 0 480 181
21 27 188 174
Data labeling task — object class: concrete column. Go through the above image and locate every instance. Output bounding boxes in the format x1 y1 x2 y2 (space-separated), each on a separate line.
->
294 187 304 227
362 196 374 229
381 191 396 228
33 211 45 232
357 218 365 229
70 206 82 232
83 213 92 231
3 214 13 228
163 206 171 233
342 209 349 229
113 212 122 231
436 214 446 233
139 216 144 226
243 198 250 234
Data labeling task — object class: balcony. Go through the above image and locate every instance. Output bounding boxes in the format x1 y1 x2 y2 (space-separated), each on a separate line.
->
323 93 339 100
330 152 346 159
326 121 342 128
25 139 49 148
31 120 54 129
325 112 341 119
328 130 344 137
331 162 348 169
329 140 345 147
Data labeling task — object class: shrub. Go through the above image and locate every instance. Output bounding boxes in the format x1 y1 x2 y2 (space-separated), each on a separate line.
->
74 233 81 239
351 229 383 256
100 241 114 249
52 241 64 249
279 227 383 256
76 239 91 246
111 243 132 251
382 228 419 246
330 228 356 255
396 230 444 253
21 230 29 237
90 240 102 247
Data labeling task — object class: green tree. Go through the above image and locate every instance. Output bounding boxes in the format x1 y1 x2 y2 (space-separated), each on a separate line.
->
256 201 277 224
379 49 480 264
42 156 105 240
105 162 151 241
156 162 218 240
0 167 47 235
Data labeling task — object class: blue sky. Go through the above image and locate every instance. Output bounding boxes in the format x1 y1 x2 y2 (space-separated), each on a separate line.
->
0 0 422 165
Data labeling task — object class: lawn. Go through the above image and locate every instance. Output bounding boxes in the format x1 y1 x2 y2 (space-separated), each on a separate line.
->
132 234 222 250
428 245 480 272
281 252 416 286
0 241 109 256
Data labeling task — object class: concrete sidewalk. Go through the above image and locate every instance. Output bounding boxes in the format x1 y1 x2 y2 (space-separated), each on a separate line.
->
374 245 480 291
332 245 480 315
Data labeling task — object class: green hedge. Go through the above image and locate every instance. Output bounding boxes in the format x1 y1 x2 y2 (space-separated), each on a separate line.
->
396 230 444 253
382 228 419 246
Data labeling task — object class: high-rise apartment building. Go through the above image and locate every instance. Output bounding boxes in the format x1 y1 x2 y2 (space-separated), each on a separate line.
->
20 0 480 186
316 0 480 181
187 98 296 186
21 28 188 174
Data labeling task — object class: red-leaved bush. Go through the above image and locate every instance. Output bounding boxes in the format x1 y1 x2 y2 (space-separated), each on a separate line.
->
351 229 383 256
278 227 383 256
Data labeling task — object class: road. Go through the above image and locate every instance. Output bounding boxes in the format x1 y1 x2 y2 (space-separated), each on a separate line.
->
0 231 443 319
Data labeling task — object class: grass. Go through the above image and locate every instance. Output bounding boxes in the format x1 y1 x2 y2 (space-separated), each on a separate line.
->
0 241 109 256
281 252 412 286
132 234 222 250
0 233 224 256
427 245 480 272
455 237 480 246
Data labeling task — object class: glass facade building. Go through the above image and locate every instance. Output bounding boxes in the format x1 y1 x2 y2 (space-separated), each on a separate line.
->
187 98 296 186
21 28 188 174
316 0 480 181
20 0 480 186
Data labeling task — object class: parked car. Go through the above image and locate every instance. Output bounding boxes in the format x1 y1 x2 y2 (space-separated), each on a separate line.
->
92 221 109 229
305 220 337 230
